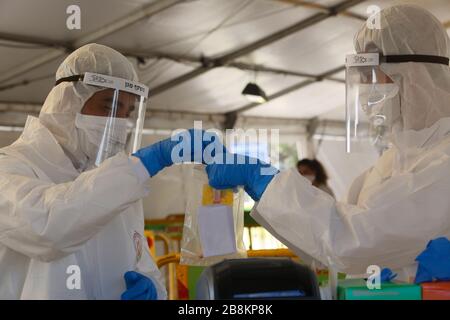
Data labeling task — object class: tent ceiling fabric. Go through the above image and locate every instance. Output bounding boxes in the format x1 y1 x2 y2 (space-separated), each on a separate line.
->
0 0 157 42
99 0 319 58
0 0 449 126
0 57 66 104
136 58 198 89
236 15 362 75
0 47 51 74
242 79 345 119
149 66 304 113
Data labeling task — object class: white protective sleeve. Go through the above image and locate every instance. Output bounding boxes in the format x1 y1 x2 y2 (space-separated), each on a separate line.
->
251 166 450 274
137 241 168 300
0 153 149 262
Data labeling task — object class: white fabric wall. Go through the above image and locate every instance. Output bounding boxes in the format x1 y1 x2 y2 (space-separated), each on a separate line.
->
143 163 195 219
138 133 190 220
315 139 379 201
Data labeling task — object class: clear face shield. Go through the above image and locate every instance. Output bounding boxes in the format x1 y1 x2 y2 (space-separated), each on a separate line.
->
345 53 450 153
345 53 399 153
55 72 149 167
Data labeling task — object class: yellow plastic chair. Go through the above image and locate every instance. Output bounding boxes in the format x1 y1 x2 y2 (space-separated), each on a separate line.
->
144 230 178 300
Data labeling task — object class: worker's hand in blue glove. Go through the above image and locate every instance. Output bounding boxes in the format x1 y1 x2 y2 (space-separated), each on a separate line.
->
133 129 224 177
380 268 397 282
121 271 157 300
415 237 450 283
206 153 279 201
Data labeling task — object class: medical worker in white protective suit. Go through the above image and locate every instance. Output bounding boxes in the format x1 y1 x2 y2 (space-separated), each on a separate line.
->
206 5 450 282
0 43 215 299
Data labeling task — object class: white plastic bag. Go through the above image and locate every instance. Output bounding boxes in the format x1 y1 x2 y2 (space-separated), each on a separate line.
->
180 165 247 266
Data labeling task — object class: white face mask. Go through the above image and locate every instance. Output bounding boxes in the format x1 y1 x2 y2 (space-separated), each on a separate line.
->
75 113 129 168
303 174 315 183
359 83 399 114
359 83 401 151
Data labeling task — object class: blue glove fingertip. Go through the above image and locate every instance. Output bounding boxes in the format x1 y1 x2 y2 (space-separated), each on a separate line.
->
380 268 397 282
121 291 131 300
121 272 158 300
124 271 139 288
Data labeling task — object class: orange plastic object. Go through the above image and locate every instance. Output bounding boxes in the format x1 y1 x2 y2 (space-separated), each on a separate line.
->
143 230 156 258
176 264 189 300
421 282 450 300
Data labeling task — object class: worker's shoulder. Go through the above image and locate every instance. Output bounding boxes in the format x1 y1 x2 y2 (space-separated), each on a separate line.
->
437 134 450 152
423 135 450 162
0 151 36 177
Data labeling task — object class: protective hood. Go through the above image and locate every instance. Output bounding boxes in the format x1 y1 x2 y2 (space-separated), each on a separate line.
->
38 43 138 170
354 4 450 134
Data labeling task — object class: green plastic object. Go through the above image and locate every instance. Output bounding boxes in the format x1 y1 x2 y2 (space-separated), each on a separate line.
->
338 279 422 300
188 266 205 300
317 271 346 287
144 224 166 231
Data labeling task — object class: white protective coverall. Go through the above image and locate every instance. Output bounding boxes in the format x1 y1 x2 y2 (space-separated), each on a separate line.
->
0 44 167 299
251 5 450 281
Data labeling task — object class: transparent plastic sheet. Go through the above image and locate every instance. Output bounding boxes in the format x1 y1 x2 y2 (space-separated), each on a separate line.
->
180 165 247 266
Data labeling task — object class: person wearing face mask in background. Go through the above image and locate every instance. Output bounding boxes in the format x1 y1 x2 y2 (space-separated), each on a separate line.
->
206 4 450 283
297 159 334 198
0 43 217 299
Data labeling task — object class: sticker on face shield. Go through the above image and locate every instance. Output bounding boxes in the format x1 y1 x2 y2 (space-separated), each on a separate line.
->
83 72 149 97
346 53 380 67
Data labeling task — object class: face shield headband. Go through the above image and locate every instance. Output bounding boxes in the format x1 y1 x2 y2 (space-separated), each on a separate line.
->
345 53 449 153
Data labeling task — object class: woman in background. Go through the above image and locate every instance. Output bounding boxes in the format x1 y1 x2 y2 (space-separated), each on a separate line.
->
297 159 334 197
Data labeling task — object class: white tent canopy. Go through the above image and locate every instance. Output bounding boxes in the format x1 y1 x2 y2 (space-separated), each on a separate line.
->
1 0 448 127
0 0 449 212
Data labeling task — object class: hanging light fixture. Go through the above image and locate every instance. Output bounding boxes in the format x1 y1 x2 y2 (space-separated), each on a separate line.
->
241 82 268 104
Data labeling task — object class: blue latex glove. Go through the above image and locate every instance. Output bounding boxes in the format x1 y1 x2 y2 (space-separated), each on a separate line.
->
133 129 224 177
380 268 397 282
206 153 279 201
415 237 450 283
121 271 157 300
